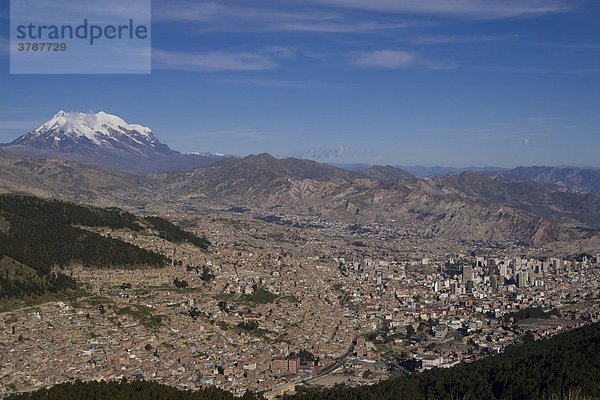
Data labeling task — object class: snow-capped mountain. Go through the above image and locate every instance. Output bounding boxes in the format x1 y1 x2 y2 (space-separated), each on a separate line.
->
0 111 226 174
10 110 174 156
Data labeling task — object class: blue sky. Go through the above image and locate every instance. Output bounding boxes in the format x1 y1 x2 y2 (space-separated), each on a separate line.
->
0 0 599 167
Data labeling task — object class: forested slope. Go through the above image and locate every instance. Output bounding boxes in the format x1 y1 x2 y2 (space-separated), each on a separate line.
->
0 194 209 300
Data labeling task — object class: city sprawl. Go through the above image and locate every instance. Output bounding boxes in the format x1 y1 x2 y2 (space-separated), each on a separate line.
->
1 210 598 398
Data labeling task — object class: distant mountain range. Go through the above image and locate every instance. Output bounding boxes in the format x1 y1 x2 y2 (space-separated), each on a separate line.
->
399 165 507 177
0 111 226 174
333 164 600 195
398 165 600 196
332 163 507 176
0 153 598 249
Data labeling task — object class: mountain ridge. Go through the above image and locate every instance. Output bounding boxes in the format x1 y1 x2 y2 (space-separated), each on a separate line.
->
0 153 598 249
335 163 600 195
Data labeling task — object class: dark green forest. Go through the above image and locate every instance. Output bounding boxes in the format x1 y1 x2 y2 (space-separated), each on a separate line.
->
0 256 76 299
503 306 559 323
0 194 143 231
0 194 209 300
144 215 210 250
0 194 210 248
5 378 262 400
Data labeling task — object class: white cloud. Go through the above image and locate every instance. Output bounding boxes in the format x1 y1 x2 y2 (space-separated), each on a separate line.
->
353 50 415 69
154 0 571 28
154 1 416 33
217 78 318 88
307 0 571 19
258 46 297 60
291 145 349 160
153 49 279 72
334 145 348 157
154 1 225 22
226 78 308 88
270 21 409 33
192 76 350 89
564 68 600 74
404 34 521 45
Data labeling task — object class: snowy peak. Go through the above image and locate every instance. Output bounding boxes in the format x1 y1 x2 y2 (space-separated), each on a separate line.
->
9 110 176 159
1 110 227 174
27 110 158 147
